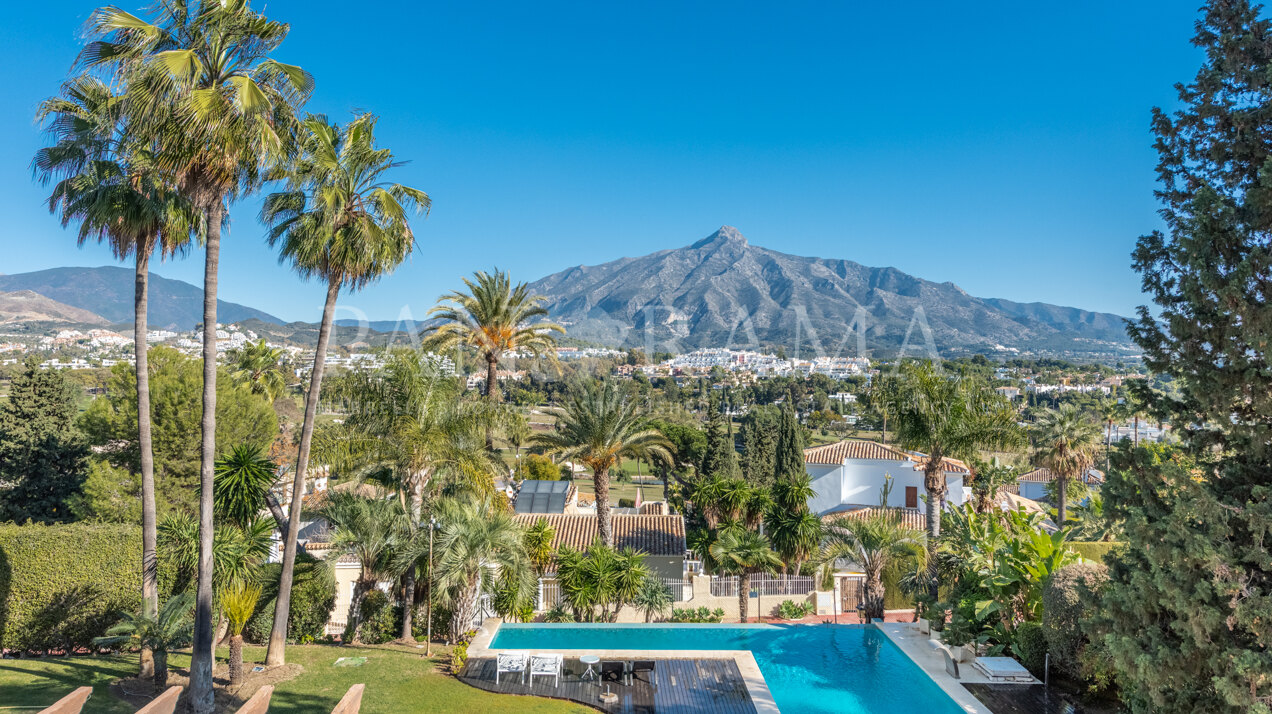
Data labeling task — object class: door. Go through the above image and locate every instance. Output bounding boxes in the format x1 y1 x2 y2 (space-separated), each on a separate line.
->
905 486 918 508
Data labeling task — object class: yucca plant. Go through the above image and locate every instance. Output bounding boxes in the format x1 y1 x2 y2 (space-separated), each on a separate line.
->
94 593 195 690
221 582 262 686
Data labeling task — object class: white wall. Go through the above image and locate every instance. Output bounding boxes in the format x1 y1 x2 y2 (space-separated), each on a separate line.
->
1018 481 1048 501
807 458 967 514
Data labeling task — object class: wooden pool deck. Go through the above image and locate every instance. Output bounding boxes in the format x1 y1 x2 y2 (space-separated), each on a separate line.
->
460 657 758 714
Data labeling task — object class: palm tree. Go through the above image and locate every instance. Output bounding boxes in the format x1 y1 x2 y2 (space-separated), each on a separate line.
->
213 444 278 528
424 270 563 446
229 339 288 402
33 76 196 679
766 474 821 574
506 417 532 479
320 492 411 643
83 5 313 706
523 517 555 579
824 513 924 620
534 381 672 546
969 459 1017 513
709 529 782 623
220 582 261 686
423 495 533 640
1032 404 1102 525
314 350 499 640
94 593 195 691
633 578 674 623
886 362 1022 598
261 113 427 665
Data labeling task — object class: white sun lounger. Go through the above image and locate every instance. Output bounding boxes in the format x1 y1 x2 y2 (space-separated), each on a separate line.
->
973 656 1034 682
496 652 528 685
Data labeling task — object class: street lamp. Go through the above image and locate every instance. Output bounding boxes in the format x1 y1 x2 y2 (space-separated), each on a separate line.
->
425 516 437 656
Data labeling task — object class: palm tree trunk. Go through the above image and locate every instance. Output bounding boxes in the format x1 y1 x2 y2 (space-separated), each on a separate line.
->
738 572 750 623
864 567 885 621
1057 475 1068 525
135 249 158 680
154 649 168 691
400 486 424 641
267 278 340 666
348 578 373 644
190 200 224 714
229 634 244 686
923 463 942 602
594 467 613 546
485 353 498 449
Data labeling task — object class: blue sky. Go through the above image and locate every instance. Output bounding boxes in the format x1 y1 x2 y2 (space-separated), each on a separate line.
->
1 1 1204 323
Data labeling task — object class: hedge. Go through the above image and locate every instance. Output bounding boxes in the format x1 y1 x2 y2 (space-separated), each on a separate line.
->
1068 541 1125 564
0 522 166 652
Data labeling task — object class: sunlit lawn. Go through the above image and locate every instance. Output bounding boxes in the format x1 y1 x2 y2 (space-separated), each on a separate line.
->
0 644 590 713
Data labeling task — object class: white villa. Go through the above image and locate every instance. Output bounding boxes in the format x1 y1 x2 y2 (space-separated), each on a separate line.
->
803 440 971 517
1015 466 1105 501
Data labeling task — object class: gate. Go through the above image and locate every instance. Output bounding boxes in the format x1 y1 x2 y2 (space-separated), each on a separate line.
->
839 576 864 615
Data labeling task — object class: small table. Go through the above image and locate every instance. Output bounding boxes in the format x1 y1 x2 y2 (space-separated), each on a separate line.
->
579 655 600 681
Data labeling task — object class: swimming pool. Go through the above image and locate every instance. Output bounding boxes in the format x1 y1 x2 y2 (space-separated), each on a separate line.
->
490 623 965 713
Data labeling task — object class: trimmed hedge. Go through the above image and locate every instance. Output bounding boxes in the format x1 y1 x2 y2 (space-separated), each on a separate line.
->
244 554 337 645
1015 621 1048 676
1068 541 1125 564
1042 561 1110 679
0 522 163 652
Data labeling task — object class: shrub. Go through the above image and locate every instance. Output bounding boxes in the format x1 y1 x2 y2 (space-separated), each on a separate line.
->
543 603 575 623
1067 541 1125 564
776 600 812 620
669 606 725 623
0 522 175 653
347 590 396 644
243 554 337 645
1014 621 1048 676
1041 561 1109 678
523 454 559 481
618 498 636 508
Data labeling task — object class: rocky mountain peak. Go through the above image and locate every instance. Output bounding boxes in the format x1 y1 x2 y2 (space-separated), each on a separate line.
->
690 225 748 250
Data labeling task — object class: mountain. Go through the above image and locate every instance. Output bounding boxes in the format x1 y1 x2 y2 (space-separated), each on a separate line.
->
525 226 1133 358
0 290 110 326
0 267 283 330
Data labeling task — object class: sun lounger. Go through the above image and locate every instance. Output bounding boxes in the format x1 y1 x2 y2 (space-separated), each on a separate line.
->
600 661 626 684
529 653 563 687
629 660 656 687
496 652 528 685
973 656 1034 682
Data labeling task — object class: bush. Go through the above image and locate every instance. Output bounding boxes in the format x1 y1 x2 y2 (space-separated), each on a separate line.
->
1067 541 1124 564
244 554 337 645
618 498 635 508
1014 621 1048 676
345 590 396 644
0 522 175 653
523 454 559 481
776 600 813 620
669 606 725 623
1042 561 1109 679
543 604 575 623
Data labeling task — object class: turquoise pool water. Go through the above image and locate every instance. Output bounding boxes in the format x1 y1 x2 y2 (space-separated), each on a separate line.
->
490 623 964 713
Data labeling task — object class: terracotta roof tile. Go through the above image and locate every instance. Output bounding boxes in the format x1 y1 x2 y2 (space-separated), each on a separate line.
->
822 504 928 531
1018 467 1105 484
804 440 970 474
513 514 686 556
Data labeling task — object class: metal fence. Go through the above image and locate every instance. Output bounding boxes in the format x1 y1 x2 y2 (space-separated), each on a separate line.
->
709 574 815 598
710 576 739 597
534 576 693 611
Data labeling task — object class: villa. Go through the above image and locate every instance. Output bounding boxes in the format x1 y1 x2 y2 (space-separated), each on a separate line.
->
511 513 688 580
1015 466 1104 501
804 440 970 517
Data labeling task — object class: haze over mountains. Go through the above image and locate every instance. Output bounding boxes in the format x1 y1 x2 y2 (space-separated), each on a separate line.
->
526 227 1133 357
0 228 1134 358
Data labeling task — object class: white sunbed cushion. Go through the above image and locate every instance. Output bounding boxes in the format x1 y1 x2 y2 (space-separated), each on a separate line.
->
530 655 561 674
497 653 527 671
973 657 1032 680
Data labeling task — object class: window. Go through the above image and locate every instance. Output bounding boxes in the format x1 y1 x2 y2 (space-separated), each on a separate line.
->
905 486 918 509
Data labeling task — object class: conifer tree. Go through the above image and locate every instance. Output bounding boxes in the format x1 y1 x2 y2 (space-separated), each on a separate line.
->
773 402 805 482
0 358 89 522
700 391 738 478
1098 3 1272 711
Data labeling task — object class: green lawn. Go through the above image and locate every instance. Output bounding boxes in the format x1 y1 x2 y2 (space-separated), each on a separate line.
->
0 644 590 714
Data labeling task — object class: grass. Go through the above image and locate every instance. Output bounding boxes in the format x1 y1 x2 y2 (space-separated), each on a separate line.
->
0 644 590 713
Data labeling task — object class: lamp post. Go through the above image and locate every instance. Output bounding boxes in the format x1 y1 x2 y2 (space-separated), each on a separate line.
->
856 602 866 624
425 516 437 657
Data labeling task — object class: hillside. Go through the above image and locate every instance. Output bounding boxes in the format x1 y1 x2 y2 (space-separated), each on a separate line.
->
0 290 109 326
525 226 1133 358
0 267 282 330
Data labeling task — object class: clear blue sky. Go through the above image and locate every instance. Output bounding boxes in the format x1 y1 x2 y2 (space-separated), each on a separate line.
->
1 1 1205 323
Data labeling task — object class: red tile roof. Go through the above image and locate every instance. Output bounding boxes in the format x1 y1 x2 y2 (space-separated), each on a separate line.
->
822 504 928 531
513 514 686 556
804 440 971 474
1018 467 1105 485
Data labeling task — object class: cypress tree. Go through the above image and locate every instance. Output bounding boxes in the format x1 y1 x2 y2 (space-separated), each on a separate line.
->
773 402 805 482
700 391 738 478
1098 3 1272 711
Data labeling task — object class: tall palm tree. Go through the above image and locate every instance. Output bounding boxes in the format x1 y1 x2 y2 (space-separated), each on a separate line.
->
424 270 563 447
261 113 427 664
320 492 412 643
33 75 194 679
523 517 555 579
823 513 924 620
534 381 672 546
422 495 534 640
1032 404 1102 525
886 362 1022 598
709 529 782 623
228 339 288 402
83 4 312 706
314 350 498 640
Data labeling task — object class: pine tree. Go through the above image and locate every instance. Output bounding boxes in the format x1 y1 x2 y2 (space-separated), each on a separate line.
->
700 391 738 479
0 359 89 523
773 402 805 482
1099 3 1272 711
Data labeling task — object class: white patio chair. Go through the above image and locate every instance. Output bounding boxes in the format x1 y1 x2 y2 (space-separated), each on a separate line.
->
528 653 563 688
495 652 527 685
